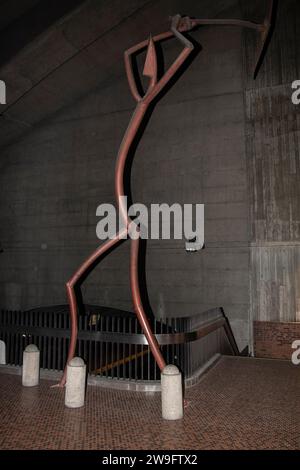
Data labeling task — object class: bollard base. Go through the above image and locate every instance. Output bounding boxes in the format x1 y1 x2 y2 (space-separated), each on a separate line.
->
161 364 183 420
22 344 40 387
65 357 86 409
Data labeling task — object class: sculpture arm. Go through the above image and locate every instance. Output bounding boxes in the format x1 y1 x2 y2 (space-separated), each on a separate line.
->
144 15 194 103
124 16 195 102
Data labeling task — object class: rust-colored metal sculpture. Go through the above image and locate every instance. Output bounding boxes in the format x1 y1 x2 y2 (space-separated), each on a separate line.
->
58 3 275 387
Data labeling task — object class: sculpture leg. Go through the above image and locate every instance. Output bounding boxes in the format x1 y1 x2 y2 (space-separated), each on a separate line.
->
130 234 166 371
58 280 78 387
56 228 128 387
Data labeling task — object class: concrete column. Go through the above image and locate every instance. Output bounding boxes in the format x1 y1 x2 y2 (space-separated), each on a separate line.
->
22 344 40 387
161 364 183 420
0 340 6 364
65 357 86 408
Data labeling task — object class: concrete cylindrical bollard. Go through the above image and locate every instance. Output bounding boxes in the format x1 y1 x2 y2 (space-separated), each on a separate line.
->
161 364 183 420
22 344 40 387
65 357 86 408
0 339 6 365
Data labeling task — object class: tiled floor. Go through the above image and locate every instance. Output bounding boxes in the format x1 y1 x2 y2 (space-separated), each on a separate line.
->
0 356 299 450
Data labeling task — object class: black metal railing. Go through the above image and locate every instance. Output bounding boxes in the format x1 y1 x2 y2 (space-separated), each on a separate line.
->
0 305 239 384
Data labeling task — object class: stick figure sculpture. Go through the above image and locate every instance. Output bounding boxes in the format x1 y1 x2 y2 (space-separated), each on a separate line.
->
58 3 275 387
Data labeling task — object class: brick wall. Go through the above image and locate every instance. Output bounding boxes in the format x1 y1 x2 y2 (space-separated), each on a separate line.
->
254 321 300 360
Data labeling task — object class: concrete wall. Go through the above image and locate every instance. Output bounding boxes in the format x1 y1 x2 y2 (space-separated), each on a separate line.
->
1 0 297 352
242 0 300 351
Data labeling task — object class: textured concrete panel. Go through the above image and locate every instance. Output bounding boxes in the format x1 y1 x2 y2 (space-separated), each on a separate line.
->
250 244 300 322
242 0 300 332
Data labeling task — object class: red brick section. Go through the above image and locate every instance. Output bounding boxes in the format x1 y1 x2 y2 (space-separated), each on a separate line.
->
254 321 300 360
0 356 299 450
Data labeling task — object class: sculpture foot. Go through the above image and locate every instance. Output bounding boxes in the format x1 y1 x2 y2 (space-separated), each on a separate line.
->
50 382 64 389
184 399 190 409
50 376 66 388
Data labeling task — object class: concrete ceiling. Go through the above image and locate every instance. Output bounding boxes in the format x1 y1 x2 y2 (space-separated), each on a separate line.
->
0 0 40 32
0 0 268 152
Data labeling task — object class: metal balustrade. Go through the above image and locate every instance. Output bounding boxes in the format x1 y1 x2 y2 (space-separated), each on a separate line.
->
0 305 239 387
